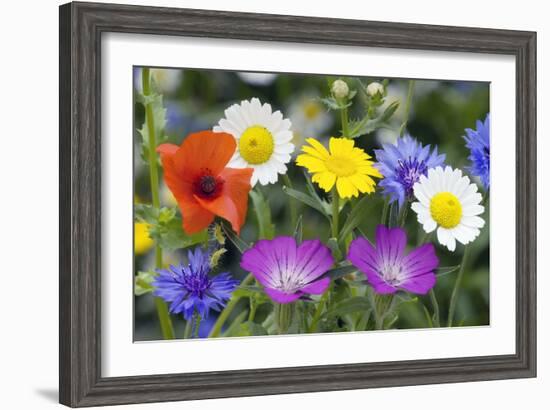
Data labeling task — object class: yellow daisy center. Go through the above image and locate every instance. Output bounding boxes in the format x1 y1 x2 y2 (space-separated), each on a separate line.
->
303 101 321 119
430 192 462 228
239 125 274 165
325 155 356 177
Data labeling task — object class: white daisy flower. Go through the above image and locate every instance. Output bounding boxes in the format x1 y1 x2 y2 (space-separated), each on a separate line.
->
411 166 485 252
213 98 294 186
289 94 332 148
237 72 278 86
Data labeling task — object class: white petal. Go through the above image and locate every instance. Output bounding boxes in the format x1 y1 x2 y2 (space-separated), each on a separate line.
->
446 235 456 252
462 204 485 216
414 185 431 207
275 143 295 155
275 130 293 144
460 192 483 207
273 152 291 163
224 104 246 130
461 215 485 228
437 227 451 247
266 110 283 132
451 225 473 245
423 218 437 233
218 118 243 136
229 155 248 168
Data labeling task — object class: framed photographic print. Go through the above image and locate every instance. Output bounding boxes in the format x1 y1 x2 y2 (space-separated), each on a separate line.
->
59 1 536 407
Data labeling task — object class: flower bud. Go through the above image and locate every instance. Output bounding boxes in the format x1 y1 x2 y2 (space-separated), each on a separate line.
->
367 82 384 97
331 79 349 99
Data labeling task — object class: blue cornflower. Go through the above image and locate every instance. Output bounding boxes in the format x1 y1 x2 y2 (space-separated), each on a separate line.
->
374 134 446 207
152 248 239 320
464 114 490 190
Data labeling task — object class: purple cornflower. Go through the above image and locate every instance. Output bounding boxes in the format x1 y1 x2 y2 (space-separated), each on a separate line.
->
240 236 334 304
153 247 239 320
464 114 490 190
348 225 438 295
375 134 445 208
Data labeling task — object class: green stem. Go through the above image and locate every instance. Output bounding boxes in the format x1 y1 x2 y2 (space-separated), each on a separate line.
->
429 289 440 327
380 198 389 225
209 273 255 337
399 80 415 137
398 204 409 227
276 303 294 334
374 294 394 330
248 296 257 322
447 245 470 327
340 106 350 138
142 67 175 340
183 317 193 339
194 314 202 339
282 174 298 231
331 187 339 238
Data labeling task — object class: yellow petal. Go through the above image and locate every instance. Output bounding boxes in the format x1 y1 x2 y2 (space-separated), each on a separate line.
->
296 154 328 173
304 138 330 158
134 222 154 255
329 137 354 156
312 171 336 192
336 176 358 198
349 173 376 193
302 144 329 160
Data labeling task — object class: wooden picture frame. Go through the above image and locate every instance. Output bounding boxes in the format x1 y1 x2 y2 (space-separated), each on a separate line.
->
59 1 536 407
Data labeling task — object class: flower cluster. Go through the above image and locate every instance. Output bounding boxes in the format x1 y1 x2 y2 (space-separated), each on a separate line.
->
136 72 490 338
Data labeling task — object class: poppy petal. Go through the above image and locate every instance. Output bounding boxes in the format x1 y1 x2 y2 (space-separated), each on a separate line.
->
156 143 179 158
194 194 241 234
158 149 194 201
174 131 236 177
179 201 215 234
219 167 253 229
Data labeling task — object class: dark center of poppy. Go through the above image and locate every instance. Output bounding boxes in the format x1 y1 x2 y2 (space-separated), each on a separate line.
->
193 169 224 199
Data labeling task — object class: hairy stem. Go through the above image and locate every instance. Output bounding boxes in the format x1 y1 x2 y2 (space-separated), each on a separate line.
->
399 80 415 137
331 187 339 238
142 67 175 340
282 174 298 232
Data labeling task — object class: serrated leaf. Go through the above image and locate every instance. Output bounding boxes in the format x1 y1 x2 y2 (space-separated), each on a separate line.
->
137 92 168 164
348 100 400 139
135 204 207 250
249 189 275 240
209 248 227 268
134 271 155 296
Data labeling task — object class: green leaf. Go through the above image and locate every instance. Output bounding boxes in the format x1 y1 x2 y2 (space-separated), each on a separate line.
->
293 215 303 243
325 264 357 280
137 92 168 164
324 296 371 318
339 194 375 244
283 186 330 220
209 248 227 268
234 321 268 337
134 271 155 296
436 265 461 277
135 204 207 250
348 100 400 139
221 221 250 254
327 237 342 260
250 189 275 240
222 310 249 337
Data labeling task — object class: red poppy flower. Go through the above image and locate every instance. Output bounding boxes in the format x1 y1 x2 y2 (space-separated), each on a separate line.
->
157 131 253 235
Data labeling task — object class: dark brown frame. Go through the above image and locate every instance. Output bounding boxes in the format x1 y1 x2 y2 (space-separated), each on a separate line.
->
59 1 537 407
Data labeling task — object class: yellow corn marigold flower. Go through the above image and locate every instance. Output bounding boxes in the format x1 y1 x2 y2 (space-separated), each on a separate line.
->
296 137 382 199
134 222 154 255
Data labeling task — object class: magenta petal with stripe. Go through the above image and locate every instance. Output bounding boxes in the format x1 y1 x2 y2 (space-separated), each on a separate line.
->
241 236 334 304
347 225 438 295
